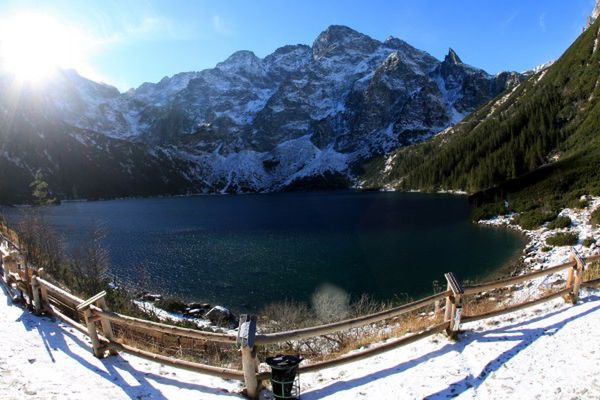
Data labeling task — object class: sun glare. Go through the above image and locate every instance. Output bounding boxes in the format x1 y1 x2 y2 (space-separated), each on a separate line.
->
0 13 82 82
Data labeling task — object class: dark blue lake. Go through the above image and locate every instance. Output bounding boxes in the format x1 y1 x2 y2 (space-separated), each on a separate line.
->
3 192 526 312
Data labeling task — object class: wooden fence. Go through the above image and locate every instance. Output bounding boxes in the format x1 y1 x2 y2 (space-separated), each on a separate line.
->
1 233 600 399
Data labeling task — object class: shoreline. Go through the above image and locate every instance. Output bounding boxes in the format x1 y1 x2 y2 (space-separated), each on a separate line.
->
1 186 470 208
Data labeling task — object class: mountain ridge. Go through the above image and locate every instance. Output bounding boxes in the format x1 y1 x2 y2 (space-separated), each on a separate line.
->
0 25 522 203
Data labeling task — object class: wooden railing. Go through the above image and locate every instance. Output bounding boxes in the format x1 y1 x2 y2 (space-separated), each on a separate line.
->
1 234 599 399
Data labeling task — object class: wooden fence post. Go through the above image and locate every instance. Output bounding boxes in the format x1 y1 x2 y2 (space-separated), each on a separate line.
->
24 262 33 308
30 274 43 314
37 269 49 312
77 291 109 358
83 308 104 358
570 249 585 305
444 272 464 339
96 297 118 356
238 315 259 399
443 280 452 322
565 263 575 299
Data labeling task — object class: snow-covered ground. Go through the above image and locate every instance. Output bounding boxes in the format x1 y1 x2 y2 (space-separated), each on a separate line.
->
1 280 599 399
0 282 245 400
296 289 600 400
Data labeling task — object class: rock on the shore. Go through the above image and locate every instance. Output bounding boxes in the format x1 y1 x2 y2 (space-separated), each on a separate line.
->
205 306 237 328
140 293 163 302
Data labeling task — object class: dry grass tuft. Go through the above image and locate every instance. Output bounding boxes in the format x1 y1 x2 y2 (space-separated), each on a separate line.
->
112 323 241 368
584 261 600 282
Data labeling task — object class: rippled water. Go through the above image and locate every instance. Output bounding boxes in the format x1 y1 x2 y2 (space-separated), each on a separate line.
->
3 192 526 312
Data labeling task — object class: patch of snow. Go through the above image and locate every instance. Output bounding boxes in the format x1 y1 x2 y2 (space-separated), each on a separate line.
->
526 60 555 75
488 83 521 117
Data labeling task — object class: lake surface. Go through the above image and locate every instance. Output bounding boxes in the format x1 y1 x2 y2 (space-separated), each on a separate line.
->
3 192 526 312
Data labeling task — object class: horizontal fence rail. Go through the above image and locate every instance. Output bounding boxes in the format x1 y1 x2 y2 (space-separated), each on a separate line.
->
461 287 572 324
32 277 247 380
109 341 245 381
255 290 450 345
296 321 448 376
463 261 576 295
2 230 600 399
89 306 238 344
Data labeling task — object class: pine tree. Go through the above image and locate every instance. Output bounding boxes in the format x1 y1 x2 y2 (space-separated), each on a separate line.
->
30 170 57 206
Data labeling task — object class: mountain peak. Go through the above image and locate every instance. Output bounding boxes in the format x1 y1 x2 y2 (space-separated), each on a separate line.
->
215 50 264 74
318 24 362 38
218 50 260 66
444 48 463 65
312 25 379 59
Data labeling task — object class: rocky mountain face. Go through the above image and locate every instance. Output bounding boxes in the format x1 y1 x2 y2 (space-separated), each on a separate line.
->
0 25 522 202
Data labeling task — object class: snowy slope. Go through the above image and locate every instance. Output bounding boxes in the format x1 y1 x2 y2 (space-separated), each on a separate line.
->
1 279 599 399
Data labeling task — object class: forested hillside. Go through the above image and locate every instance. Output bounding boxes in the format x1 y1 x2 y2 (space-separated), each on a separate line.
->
362 18 600 216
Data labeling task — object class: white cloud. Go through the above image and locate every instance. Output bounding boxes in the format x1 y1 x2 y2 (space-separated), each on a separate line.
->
539 13 547 32
501 11 519 29
212 15 234 36
102 15 198 45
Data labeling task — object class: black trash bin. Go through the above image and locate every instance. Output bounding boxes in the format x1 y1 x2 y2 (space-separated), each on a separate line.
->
266 355 303 399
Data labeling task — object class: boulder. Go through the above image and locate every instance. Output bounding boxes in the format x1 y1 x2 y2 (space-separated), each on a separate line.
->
184 308 204 318
141 293 163 302
183 302 211 318
187 302 211 310
205 306 237 328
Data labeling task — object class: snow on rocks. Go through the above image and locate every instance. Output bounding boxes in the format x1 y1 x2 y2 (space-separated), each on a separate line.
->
205 306 238 329
133 300 237 334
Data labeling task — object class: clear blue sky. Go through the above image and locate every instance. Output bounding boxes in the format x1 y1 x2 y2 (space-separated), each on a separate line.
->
0 0 595 91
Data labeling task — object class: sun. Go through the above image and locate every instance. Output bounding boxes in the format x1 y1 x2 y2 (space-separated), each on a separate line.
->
0 13 82 82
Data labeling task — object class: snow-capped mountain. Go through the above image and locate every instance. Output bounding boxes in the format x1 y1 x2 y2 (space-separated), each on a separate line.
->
0 25 522 202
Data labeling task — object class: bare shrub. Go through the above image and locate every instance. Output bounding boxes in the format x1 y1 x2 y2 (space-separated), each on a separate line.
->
17 209 69 282
350 294 391 317
260 300 314 333
71 223 110 296
311 284 351 323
